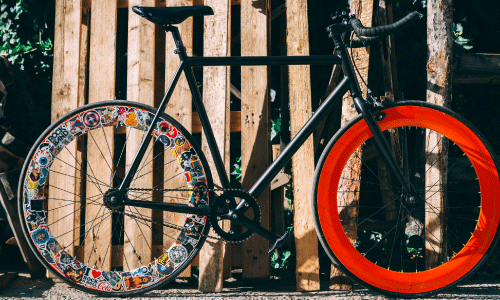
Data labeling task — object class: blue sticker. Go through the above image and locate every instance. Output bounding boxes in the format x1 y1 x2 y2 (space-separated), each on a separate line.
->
32 228 50 244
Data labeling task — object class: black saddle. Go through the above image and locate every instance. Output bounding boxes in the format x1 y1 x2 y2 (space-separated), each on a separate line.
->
132 6 214 26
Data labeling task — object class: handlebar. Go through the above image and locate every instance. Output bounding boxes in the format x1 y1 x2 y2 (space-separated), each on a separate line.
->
345 11 423 48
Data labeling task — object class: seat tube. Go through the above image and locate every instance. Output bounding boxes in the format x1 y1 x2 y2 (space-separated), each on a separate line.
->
167 26 231 189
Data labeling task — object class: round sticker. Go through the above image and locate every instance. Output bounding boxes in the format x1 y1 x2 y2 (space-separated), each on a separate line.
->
33 150 53 169
168 245 188 264
82 111 101 128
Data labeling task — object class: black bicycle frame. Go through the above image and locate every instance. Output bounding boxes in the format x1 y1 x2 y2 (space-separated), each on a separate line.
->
118 25 411 245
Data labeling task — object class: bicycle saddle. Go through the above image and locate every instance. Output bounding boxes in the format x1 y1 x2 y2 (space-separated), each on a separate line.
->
132 6 214 26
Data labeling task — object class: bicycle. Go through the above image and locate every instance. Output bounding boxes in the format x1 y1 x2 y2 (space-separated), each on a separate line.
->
17 5 500 298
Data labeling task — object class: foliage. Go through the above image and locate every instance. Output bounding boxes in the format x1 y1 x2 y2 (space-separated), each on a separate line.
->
231 156 242 180
0 0 54 80
0 0 54 144
271 250 291 270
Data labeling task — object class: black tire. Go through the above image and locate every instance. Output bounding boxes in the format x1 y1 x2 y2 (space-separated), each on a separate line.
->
313 101 500 298
18 100 213 296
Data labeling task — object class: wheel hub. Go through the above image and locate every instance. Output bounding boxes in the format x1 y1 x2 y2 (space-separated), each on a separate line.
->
103 189 125 209
402 193 421 208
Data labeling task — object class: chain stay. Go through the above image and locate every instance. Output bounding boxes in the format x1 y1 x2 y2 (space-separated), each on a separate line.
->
123 187 251 242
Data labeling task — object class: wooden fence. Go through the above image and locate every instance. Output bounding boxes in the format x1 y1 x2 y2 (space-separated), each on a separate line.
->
50 0 322 292
50 0 455 293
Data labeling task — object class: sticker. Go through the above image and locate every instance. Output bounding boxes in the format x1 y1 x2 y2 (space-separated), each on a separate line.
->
32 228 50 244
29 167 49 186
63 265 85 283
82 110 101 128
46 239 61 253
47 125 71 146
26 210 46 225
99 107 118 126
158 121 171 134
90 269 101 278
157 260 174 276
41 249 55 264
33 150 53 169
102 271 121 287
158 135 171 147
124 276 152 290
157 253 168 265
97 282 113 292
39 142 55 152
125 109 138 127
81 274 99 287
168 245 188 265
69 115 87 136
191 160 204 177
175 136 185 146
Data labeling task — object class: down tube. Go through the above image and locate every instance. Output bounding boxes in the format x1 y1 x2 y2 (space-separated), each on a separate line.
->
248 76 351 198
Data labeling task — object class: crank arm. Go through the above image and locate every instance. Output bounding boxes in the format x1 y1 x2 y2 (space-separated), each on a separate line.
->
230 210 289 253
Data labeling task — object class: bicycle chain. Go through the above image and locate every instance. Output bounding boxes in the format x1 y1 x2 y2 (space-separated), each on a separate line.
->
124 187 260 243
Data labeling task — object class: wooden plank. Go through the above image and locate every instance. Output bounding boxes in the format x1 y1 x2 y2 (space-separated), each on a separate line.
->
85 0 117 271
375 0 399 226
49 0 82 278
240 0 270 281
193 111 240 133
285 0 319 292
73 7 90 268
425 0 453 269
0 273 18 292
330 0 373 291
198 0 231 292
82 0 241 9
457 53 500 74
0 171 45 279
163 0 194 280
125 0 156 270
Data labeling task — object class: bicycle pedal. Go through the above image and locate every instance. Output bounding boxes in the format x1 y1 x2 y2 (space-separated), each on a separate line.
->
268 231 291 254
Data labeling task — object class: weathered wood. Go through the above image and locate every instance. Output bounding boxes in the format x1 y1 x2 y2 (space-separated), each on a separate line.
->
193 111 241 133
425 0 453 269
454 53 500 84
73 9 90 243
49 0 82 278
286 0 319 291
0 171 45 279
163 0 193 279
330 0 373 291
313 63 341 160
125 0 155 270
240 0 270 281
0 273 18 291
85 0 117 271
82 0 241 9
375 0 398 222
198 0 231 292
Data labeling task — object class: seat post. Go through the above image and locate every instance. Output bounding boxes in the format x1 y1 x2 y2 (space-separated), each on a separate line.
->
163 25 188 61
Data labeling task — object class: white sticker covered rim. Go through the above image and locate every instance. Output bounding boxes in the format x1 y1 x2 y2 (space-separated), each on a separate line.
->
22 106 209 292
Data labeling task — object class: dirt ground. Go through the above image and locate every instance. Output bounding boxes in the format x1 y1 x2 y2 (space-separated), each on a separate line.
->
1 273 500 300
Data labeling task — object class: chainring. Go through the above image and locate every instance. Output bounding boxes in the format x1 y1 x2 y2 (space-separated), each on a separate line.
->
209 189 261 243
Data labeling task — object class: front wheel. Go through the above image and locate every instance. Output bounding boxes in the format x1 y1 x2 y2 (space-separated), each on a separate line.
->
18 100 213 296
313 101 500 298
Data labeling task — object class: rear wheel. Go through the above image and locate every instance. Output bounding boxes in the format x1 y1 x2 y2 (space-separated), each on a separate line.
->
18 100 213 296
313 101 500 297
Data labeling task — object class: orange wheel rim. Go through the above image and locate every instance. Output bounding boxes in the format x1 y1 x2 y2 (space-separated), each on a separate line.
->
317 106 500 294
